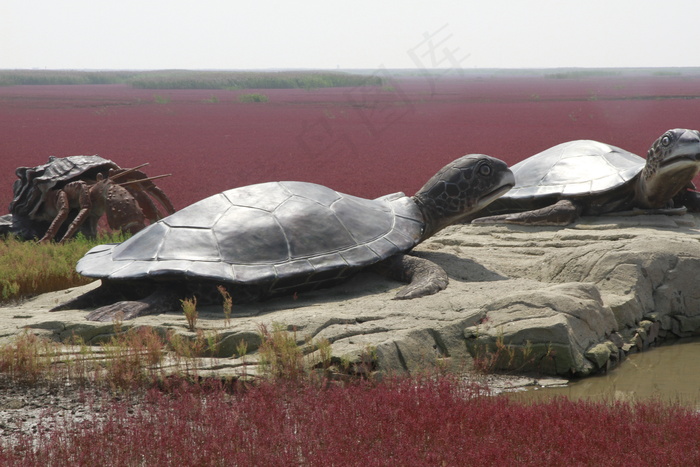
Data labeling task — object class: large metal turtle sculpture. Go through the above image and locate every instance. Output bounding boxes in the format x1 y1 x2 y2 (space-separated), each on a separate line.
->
52 154 515 321
472 129 700 225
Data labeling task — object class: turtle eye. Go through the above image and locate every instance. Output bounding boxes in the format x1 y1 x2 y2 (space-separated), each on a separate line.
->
661 135 672 146
478 164 492 176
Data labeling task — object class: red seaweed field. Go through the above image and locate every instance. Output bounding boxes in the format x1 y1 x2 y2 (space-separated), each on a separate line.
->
2 72 700 211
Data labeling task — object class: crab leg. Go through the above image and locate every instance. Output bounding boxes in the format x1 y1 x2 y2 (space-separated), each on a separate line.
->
125 187 162 222
39 181 92 244
60 197 93 243
104 165 176 222
120 176 176 218
38 190 70 243
143 183 176 215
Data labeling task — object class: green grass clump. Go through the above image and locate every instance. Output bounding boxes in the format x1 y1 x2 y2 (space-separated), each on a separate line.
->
237 93 269 103
256 323 338 382
257 323 305 380
152 93 171 104
180 296 198 331
0 232 128 303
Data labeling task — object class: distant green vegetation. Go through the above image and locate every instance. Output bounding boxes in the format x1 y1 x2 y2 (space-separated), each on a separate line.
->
0 70 136 86
0 70 383 90
545 69 621 79
652 70 682 77
128 70 382 90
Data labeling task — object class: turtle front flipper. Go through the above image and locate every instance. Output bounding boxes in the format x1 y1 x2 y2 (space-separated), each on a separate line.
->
373 254 449 300
472 199 582 226
673 185 700 212
85 287 181 322
684 191 700 212
86 301 153 322
604 206 687 217
50 281 146 312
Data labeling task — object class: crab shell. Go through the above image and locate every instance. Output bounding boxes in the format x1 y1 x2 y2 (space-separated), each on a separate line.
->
483 140 646 215
10 155 119 217
77 181 424 294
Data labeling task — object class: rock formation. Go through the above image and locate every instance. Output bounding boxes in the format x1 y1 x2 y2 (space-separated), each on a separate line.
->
2 213 699 378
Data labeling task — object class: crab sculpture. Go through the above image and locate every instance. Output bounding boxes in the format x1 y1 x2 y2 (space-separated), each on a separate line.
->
1 155 175 243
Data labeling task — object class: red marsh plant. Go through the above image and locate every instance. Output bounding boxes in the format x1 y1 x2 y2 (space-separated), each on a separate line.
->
100 320 167 392
217 285 233 326
0 325 223 393
1 323 700 464
0 317 317 394
2 374 700 465
0 331 61 385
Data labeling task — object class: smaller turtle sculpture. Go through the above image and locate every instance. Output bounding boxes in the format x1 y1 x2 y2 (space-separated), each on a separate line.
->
51 154 515 321
472 129 700 225
2 155 174 243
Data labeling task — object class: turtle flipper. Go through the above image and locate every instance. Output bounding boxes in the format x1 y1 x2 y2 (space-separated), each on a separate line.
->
674 186 700 212
85 287 181 321
373 254 449 300
86 301 153 322
605 206 687 217
685 191 700 212
50 282 135 312
472 199 581 226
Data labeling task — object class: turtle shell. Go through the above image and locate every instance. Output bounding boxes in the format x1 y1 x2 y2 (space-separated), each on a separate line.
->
77 181 424 290
505 140 645 200
10 155 119 217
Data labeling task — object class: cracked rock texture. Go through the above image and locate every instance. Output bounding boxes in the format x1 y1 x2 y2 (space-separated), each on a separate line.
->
1 213 699 377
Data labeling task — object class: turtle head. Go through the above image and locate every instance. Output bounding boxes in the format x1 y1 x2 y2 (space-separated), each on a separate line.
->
638 129 700 208
412 154 514 241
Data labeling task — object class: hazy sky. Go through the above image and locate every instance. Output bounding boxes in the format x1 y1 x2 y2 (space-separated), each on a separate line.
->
2 0 698 70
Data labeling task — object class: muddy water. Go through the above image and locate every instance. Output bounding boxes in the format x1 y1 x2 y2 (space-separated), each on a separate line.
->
509 338 700 409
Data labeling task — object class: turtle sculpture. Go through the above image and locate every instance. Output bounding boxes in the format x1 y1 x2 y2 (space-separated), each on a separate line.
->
472 128 700 225
51 154 515 321
1 155 175 243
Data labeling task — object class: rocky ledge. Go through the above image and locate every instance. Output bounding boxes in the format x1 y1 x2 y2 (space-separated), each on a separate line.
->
1 213 699 379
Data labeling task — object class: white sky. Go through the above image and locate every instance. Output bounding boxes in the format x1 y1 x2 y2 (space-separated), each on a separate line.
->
1 0 698 70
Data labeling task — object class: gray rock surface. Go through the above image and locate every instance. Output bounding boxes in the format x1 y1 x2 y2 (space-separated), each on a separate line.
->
2 213 699 378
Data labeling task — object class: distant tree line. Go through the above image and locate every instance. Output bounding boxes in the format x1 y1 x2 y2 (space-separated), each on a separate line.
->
0 70 383 89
